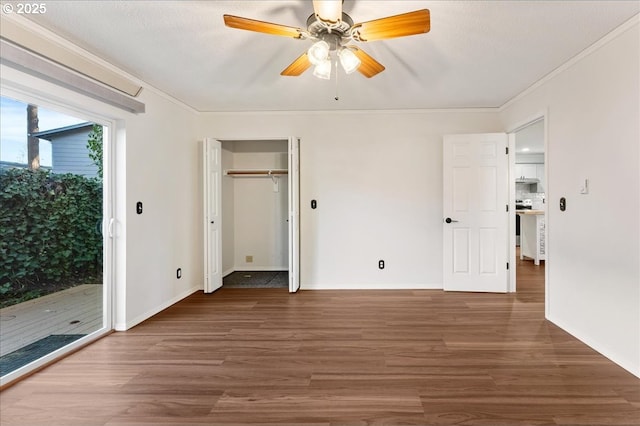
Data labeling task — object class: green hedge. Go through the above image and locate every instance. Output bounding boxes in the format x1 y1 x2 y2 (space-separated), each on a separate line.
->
0 168 102 305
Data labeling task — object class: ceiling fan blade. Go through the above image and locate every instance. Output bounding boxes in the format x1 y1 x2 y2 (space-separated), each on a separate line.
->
352 9 430 42
223 15 302 38
351 47 385 78
281 52 312 76
313 0 342 25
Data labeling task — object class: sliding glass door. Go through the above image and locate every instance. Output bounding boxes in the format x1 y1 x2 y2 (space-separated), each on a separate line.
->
0 95 112 385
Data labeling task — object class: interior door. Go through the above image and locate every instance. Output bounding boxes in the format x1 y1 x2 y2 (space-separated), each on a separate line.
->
203 138 222 293
443 133 509 292
288 137 300 292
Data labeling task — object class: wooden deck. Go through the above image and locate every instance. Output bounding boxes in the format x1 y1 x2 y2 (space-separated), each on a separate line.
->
0 284 103 357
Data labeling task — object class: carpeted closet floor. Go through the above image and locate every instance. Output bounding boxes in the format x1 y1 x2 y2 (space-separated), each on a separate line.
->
222 271 288 288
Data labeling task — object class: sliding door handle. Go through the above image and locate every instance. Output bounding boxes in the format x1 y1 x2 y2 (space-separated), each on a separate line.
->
108 218 115 237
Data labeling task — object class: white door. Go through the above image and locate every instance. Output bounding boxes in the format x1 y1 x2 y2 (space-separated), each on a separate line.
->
288 137 300 292
443 133 509 292
203 138 222 293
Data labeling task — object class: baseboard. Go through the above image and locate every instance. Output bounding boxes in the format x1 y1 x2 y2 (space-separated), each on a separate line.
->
116 285 201 331
300 282 443 290
547 313 640 379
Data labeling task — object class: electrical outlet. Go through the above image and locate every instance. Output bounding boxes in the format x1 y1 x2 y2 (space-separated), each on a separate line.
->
246 255 253 263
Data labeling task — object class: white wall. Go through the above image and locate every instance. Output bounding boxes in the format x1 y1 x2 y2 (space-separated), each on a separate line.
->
231 151 288 271
500 18 640 377
199 111 502 289
123 88 200 329
221 143 289 273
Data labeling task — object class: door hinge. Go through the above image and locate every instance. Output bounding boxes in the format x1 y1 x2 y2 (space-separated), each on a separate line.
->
507 262 510 270
506 147 509 155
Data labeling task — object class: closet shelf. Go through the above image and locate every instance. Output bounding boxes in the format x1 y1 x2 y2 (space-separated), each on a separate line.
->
225 169 288 176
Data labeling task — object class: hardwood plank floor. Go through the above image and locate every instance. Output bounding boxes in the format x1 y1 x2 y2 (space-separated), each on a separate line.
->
1 258 638 425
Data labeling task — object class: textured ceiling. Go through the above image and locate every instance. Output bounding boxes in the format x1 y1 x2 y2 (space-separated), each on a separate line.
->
22 1 640 112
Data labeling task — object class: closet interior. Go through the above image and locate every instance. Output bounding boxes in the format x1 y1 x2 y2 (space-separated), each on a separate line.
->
221 140 289 288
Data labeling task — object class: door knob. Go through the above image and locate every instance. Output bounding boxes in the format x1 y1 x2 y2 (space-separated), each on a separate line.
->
445 217 458 223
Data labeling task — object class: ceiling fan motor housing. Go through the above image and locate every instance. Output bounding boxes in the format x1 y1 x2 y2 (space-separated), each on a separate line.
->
306 12 354 49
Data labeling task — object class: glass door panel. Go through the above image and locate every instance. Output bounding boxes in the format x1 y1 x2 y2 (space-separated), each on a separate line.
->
0 96 108 382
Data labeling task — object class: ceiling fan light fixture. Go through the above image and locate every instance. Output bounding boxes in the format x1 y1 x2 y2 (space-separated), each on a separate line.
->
338 47 361 74
313 59 332 80
307 40 330 65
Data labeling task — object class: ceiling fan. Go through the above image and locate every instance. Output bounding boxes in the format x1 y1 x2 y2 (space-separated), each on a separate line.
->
223 1 430 79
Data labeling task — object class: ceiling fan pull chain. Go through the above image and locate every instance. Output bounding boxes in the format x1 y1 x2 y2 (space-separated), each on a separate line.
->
334 59 339 101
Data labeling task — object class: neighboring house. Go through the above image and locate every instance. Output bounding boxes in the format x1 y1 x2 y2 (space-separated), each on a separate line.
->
32 122 97 178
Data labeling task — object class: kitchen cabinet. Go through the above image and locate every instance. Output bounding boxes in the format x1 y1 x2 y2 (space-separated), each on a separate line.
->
517 210 545 265
536 163 545 191
515 163 537 180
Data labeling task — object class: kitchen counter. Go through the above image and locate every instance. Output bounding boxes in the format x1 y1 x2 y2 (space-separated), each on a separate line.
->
517 211 545 265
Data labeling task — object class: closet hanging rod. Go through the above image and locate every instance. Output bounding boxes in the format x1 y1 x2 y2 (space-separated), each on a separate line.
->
225 169 288 176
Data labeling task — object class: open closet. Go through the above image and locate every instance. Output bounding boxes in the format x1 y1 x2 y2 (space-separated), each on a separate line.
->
203 137 300 293
221 139 288 288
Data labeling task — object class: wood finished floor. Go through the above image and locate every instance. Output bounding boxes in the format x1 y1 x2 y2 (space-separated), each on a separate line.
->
1 258 639 425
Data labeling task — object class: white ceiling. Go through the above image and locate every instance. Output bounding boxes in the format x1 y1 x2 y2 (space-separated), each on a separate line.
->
24 1 639 112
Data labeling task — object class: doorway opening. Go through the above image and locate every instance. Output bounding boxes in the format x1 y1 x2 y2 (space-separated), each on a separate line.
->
509 117 547 299
204 137 300 293
221 139 289 289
